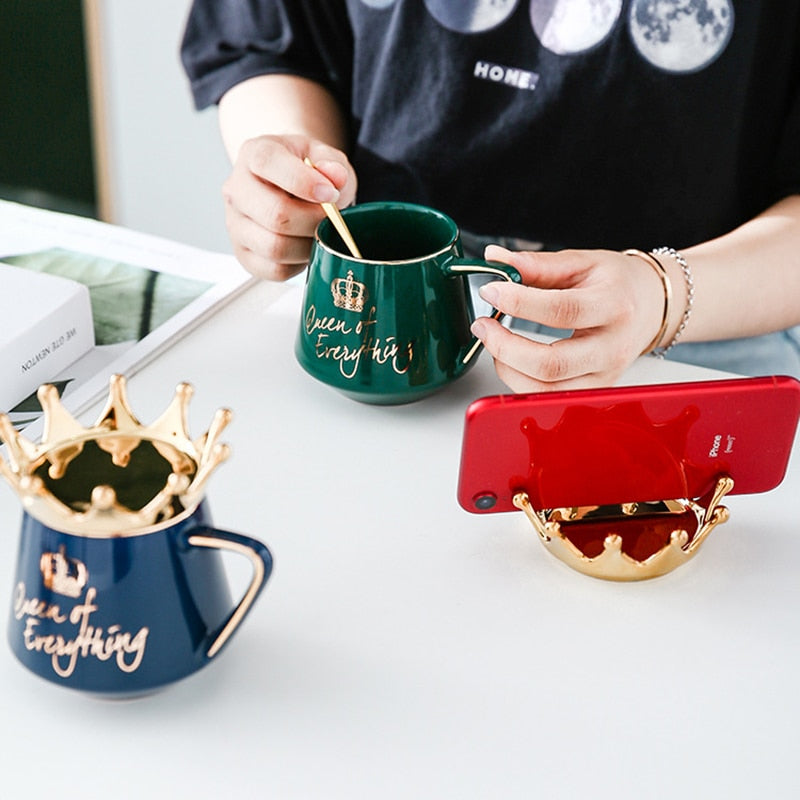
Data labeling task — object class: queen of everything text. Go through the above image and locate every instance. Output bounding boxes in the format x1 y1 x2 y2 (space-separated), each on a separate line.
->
14 583 149 678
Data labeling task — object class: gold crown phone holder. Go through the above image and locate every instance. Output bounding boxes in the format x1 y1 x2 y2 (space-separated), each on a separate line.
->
511 475 734 581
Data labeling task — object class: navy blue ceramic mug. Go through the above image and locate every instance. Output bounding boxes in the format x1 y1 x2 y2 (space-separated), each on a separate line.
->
1 375 274 697
8 500 272 696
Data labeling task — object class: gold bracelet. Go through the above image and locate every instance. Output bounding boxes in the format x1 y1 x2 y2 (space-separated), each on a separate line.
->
651 247 694 355
623 249 672 355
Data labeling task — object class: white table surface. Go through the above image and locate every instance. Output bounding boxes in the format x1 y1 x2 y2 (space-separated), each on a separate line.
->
1 280 798 799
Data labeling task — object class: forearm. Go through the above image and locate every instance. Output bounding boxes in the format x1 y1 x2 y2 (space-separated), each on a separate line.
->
675 195 800 342
218 74 349 162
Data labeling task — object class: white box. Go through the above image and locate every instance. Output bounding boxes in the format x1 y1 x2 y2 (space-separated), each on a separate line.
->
0 263 95 412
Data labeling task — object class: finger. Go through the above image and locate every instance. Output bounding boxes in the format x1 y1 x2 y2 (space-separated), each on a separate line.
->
241 136 341 203
225 204 313 276
478 280 609 331
471 318 626 386
223 169 325 238
304 153 351 192
491 358 607 394
304 147 357 207
484 246 594 289
232 244 307 282
230 230 309 281
470 318 587 383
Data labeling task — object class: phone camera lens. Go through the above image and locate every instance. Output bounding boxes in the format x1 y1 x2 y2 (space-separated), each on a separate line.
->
474 493 496 510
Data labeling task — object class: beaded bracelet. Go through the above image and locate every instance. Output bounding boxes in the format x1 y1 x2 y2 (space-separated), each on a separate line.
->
651 246 694 356
623 249 672 355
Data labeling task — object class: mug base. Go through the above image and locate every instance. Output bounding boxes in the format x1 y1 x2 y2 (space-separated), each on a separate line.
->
8 649 212 698
339 387 444 405
297 351 476 405
325 375 467 405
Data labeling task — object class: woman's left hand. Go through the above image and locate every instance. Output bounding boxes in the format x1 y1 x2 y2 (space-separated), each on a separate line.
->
470 245 672 392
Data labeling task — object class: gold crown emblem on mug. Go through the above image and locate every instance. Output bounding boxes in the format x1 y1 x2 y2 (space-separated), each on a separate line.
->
331 270 367 312
0 374 231 537
39 546 88 598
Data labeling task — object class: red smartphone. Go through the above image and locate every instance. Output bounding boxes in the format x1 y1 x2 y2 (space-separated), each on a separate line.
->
457 375 800 514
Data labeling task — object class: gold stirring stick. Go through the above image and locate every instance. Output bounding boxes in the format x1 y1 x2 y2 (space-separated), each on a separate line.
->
304 157 362 259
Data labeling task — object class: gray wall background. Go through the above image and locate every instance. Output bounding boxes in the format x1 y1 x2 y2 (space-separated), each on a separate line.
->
96 1 232 252
1 2 240 254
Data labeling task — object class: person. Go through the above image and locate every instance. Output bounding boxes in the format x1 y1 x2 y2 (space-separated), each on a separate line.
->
181 0 800 391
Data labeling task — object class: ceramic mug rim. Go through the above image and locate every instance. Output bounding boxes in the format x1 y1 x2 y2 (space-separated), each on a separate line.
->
313 201 460 265
21 498 202 540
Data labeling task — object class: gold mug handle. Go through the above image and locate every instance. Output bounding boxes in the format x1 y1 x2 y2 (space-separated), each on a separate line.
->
444 261 522 364
187 530 273 658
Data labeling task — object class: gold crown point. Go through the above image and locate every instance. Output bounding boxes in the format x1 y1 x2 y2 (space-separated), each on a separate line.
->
195 407 233 464
96 372 141 427
37 383 88 469
167 472 192 494
604 533 622 551
148 381 193 440
91 485 117 511
670 528 690 548
19 474 40 494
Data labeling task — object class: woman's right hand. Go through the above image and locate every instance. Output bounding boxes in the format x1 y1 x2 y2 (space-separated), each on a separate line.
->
222 134 357 281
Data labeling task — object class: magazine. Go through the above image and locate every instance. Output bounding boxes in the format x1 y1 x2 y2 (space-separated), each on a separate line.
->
0 199 254 434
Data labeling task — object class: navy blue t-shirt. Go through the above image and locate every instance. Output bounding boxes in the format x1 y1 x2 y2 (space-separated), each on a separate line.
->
181 0 800 251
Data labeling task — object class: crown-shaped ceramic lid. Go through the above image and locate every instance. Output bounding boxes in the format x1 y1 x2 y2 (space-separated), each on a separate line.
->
0 374 231 537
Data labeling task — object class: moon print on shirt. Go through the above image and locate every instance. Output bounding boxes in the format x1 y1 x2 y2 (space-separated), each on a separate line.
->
424 0 519 34
529 0 623 55
628 0 734 73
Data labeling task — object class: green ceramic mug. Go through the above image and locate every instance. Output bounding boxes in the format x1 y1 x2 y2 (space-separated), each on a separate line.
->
295 202 521 404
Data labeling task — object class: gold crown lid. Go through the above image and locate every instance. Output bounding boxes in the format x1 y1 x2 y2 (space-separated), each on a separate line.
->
0 374 231 537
